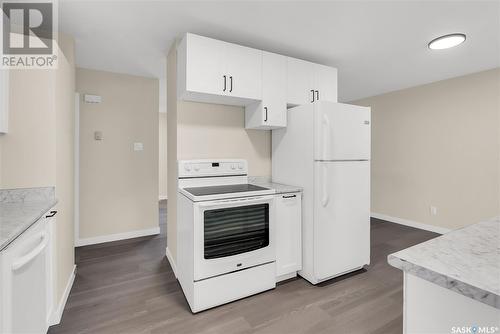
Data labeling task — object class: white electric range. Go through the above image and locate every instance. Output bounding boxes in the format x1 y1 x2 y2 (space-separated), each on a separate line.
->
176 159 277 313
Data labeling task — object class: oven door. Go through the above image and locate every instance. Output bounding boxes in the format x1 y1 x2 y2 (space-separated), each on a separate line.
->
193 195 275 281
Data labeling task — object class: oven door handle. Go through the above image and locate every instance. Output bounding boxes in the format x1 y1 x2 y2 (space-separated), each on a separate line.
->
197 195 275 208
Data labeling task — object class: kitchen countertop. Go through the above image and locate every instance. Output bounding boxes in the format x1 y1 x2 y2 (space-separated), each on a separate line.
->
388 217 500 309
0 187 57 251
248 177 302 194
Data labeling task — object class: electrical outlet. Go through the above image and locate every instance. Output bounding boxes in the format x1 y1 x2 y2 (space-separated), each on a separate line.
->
430 206 437 216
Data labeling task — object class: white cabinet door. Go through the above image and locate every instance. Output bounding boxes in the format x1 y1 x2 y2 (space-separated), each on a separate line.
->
275 192 302 279
177 33 262 106
245 52 286 130
314 64 337 103
287 57 315 106
263 52 286 127
225 43 262 100
1 217 49 334
287 58 338 106
179 33 226 99
45 210 57 324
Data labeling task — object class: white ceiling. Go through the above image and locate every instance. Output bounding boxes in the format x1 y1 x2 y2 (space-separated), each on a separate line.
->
60 0 500 102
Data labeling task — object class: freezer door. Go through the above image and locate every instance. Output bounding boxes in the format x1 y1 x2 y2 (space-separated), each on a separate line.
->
314 101 371 161
313 161 370 281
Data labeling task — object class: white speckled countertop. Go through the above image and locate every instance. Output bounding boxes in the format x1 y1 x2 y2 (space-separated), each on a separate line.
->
248 176 302 194
388 217 500 309
0 187 57 251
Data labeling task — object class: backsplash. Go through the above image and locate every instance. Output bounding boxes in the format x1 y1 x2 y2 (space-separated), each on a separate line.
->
248 176 271 184
0 187 55 203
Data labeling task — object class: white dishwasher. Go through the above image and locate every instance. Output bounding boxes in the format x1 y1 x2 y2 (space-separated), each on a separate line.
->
1 216 50 334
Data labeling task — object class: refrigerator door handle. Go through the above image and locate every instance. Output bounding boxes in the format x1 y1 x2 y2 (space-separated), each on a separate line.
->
322 113 331 160
321 164 329 207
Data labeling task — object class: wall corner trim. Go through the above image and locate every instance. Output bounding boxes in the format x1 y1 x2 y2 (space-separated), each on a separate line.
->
75 227 160 247
371 212 452 234
165 246 177 278
49 264 76 326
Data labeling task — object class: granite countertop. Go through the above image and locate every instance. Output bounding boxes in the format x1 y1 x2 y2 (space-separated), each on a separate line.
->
0 187 57 251
388 217 500 309
248 177 302 194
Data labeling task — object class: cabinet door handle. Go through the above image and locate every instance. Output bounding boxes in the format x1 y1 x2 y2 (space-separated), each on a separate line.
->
264 107 268 122
229 76 233 92
45 210 57 218
311 89 315 103
316 90 319 101
223 75 226 92
12 232 48 271
282 194 296 199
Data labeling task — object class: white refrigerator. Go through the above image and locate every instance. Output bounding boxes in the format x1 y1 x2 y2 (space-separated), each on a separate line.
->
272 100 371 284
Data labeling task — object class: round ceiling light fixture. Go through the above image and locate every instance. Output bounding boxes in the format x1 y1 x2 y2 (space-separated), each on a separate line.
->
428 33 466 50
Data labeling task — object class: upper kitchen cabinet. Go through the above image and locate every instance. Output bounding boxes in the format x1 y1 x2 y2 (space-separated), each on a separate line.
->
0 69 9 134
286 58 314 106
225 42 262 101
286 57 337 106
177 33 262 106
245 52 287 129
314 63 338 103
177 33 226 99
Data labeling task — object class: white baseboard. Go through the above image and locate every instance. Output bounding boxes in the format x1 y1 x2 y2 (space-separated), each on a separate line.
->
159 195 168 200
49 265 76 326
371 212 451 234
76 227 160 247
277 272 297 283
165 247 177 278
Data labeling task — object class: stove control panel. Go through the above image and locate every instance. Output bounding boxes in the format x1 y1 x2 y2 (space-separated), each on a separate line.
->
178 159 248 178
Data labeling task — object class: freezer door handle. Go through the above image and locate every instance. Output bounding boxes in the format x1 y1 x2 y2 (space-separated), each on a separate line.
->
321 164 329 207
322 113 331 160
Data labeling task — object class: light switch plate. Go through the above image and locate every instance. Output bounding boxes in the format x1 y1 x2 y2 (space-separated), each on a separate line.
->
94 131 103 140
133 142 144 151
84 94 102 104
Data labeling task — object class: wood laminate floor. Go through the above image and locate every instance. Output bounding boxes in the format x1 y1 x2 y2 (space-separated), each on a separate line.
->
48 200 438 334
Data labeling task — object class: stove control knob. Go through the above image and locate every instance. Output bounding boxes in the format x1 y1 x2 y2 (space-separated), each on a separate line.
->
231 164 236 170
238 163 243 170
194 165 200 172
184 164 191 172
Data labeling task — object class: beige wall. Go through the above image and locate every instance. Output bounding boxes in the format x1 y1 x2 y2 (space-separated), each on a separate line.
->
0 67 56 187
76 68 159 239
0 34 76 310
54 35 76 303
354 68 500 230
177 101 271 175
159 112 167 199
166 43 272 263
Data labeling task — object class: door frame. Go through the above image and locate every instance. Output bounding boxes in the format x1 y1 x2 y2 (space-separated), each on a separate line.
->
74 93 80 246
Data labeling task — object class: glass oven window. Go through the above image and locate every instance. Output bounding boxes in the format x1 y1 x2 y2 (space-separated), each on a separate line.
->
204 204 269 259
